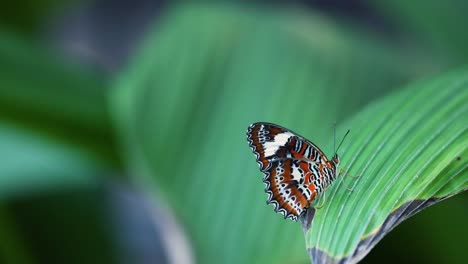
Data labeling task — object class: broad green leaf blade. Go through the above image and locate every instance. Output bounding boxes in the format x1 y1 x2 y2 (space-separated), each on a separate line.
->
0 121 117 264
0 32 118 165
304 68 468 264
0 122 107 198
111 4 435 264
369 0 468 64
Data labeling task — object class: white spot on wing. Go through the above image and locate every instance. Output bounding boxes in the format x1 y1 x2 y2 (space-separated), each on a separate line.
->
263 132 294 157
291 163 303 181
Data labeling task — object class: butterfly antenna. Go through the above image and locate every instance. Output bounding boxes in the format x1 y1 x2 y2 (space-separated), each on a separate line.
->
333 123 336 155
335 129 350 155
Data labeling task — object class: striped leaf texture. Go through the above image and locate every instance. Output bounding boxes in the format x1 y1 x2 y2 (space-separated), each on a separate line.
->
304 69 468 264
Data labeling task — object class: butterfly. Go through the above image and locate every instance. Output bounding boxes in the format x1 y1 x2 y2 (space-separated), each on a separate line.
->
246 122 349 221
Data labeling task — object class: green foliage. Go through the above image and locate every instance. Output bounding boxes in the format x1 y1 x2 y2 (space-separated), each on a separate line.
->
0 122 117 264
0 0 79 35
111 5 458 264
0 32 118 264
0 33 119 165
0 2 467 264
370 0 468 64
304 69 468 263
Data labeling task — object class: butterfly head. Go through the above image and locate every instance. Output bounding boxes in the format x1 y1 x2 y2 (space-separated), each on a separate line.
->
332 129 349 170
332 153 340 167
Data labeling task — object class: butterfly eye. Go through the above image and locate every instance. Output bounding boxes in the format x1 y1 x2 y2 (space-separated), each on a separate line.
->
332 154 340 163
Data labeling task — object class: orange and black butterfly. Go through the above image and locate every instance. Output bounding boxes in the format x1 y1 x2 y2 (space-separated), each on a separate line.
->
247 122 348 221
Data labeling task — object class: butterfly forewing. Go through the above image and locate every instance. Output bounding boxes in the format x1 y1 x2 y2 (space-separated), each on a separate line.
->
247 122 335 221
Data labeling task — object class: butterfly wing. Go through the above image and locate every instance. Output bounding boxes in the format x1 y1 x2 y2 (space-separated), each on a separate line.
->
247 122 332 221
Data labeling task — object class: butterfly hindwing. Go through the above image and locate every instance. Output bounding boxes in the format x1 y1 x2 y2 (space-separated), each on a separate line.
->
264 159 318 220
247 122 333 221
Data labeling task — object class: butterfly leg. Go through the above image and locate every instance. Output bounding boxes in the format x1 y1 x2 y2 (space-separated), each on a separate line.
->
339 168 359 192
342 180 354 192
339 168 359 179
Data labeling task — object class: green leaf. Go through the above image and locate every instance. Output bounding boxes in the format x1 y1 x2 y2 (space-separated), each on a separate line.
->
0 121 117 264
0 32 119 166
304 68 467 263
111 5 436 264
369 0 468 64
0 0 70 35
0 122 105 198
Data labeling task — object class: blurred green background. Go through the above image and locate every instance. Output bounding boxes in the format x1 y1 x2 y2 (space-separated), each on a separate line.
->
0 1 466 264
